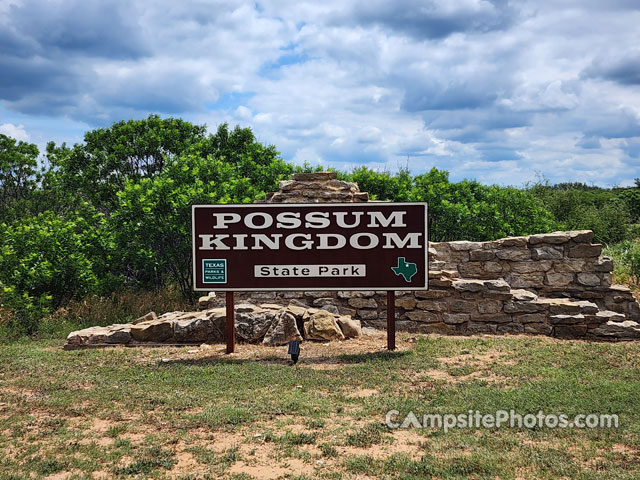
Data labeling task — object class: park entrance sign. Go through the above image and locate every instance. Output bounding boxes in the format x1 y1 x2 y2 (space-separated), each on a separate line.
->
192 203 428 291
192 202 428 353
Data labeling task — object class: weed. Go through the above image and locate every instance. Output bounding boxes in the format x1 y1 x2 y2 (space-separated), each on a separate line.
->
345 423 389 448
112 445 176 476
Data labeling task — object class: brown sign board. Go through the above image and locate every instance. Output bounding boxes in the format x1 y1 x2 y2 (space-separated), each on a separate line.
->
192 203 428 291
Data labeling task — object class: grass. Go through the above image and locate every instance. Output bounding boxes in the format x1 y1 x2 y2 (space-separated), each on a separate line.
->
0 334 639 479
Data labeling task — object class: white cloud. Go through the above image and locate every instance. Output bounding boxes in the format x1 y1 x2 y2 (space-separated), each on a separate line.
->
1 0 639 186
0 123 29 141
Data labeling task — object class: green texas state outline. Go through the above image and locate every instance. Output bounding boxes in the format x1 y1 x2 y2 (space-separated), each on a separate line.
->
391 257 418 282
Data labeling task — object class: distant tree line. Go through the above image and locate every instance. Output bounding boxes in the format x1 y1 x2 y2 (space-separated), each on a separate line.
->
1 115 639 335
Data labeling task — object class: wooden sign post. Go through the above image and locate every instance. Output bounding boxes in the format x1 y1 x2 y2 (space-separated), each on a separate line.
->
387 291 395 351
226 291 235 354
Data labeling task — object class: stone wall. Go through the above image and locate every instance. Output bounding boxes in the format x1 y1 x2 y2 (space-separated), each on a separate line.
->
197 172 640 341
262 171 369 203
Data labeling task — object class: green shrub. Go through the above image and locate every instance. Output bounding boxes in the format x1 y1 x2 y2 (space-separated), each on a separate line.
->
605 240 640 285
0 209 115 334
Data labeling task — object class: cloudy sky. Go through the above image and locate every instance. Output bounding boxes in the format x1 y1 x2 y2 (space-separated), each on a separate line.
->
1 0 639 186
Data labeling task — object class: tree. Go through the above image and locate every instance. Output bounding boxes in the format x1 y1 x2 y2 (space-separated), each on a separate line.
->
110 150 293 300
409 168 559 241
47 115 208 211
341 166 413 201
0 208 115 334
0 134 39 221
195 123 291 194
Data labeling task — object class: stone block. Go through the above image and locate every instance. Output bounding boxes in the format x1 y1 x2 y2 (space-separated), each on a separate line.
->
448 251 470 263
577 301 598 315
469 249 496 261
416 300 449 312
236 303 260 313
395 320 418 332
504 300 546 313
395 297 417 309
539 298 582 315
429 242 450 257
610 284 631 293
529 232 570 245
568 244 602 258
458 262 490 276
337 291 375 298
305 290 336 299
494 236 528 248
552 259 586 273
303 311 344 341
337 316 362 338
569 230 594 243
478 300 503 314
429 261 446 270
291 172 338 181
466 322 497 333
452 279 486 292
174 316 216 343
594 258 613 272
321 304 340 315
261 303 285 310
507 273 545 288
430 277 453 288
485 279 511 291
133 311 157 325
66 326 109 345
484 262 504 273
285 304 307 318
339 306 357 317
289 298 310 308
130 319 174 342
415 289 449 299
313 297 336 306
550 314 585 325
545 273 574 287
588 320 640 339
511 261 553 273
348 297 378 309
554 325 587 338
514 313 547 324
511 289 538 301
485 291 514 300
105 326 132 344
449 299 477 313
497 324 524 334
531 246 563 260
357 309 379 320
450 241 483 251
405 310 442 323
444 313 469 324
524 323 553 335
576 291 604 299
496 248 532 261
576 273 601 287
470 313 512 324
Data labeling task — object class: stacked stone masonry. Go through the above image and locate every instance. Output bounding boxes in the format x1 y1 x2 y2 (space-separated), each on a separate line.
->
218 231 639 341
240 172 640 341
262 171 369 203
